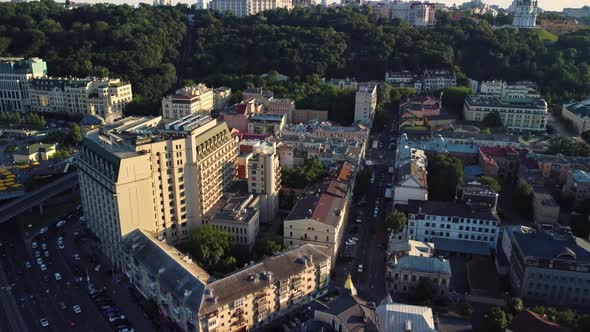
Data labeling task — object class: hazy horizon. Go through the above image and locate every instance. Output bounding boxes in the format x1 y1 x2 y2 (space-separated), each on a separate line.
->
2 0 588 12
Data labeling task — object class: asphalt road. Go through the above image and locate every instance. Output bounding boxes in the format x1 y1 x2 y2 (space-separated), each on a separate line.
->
0 215 113 332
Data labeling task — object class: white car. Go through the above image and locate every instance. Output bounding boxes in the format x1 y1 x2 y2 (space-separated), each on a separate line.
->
73 254 80 261
58 243 64 249
40 264 47 271
355 218 362 224
24 261 31 269
95 265 102 272
358 264 363 272
35 251 41 258
32 241 38 249
79 216 86 223
39 227 48 234
41 243 47 250
56 220 66 228
36 258 43 265
54 273 62 281
40 318 49 327
44 251 49 258
57 236 63 243
73 305 81 314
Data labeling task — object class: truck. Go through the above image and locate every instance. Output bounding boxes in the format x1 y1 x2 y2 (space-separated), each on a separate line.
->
372 140 379 149
388 166 394 174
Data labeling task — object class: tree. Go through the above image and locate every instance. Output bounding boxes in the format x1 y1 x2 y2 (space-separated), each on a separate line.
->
481 111 503 128
547 137 590 157
386 210 407 233
507 297 524 316
427 154 464 201
481 307 508 332
185 225 233 268
442 86 471 116
69 123 83 145
582 130 590 144
479 175 502 193
255 239 285 258
411 277 438 305
513 181 533 218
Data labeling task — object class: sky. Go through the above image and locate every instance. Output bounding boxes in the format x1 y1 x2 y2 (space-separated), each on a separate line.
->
67 0 589 12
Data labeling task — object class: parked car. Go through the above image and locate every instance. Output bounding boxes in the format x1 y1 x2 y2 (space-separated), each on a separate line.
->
40 318 49 327
32 242 38 249
54 273 62 281
358 264 363 272
73 305 81 314
39 227 48 234
24 261 31 269
56 220 66 228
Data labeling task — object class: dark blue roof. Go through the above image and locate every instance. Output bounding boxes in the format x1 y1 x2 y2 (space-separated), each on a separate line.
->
512 230 590 262
433 238 491 256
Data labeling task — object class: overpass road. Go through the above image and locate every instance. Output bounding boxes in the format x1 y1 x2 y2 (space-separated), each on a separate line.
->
0 172 79 224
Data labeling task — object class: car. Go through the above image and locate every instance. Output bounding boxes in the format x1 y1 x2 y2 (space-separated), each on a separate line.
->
43 274 50 282
358 264 363 272
41 243 47 250
355 218 362 223
36 258 43 265
73 305 81 314
57 236 64 243
79 216 86 223
69 320 76 328
39 227 48 234
24 261 31 269
95 264 102 272
44 251 49 257
40 318 49 327
32 241 38 249
73 254 80 261
118 328 135 332
35 251 41 258
54 273 62 281
56 220 66 228
59 301 67 310
58 243 64 249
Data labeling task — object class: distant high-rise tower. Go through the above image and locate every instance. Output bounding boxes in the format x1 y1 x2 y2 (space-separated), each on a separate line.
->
511 0 537 28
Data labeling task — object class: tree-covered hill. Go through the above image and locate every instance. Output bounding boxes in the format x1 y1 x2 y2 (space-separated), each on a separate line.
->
1 2 590 115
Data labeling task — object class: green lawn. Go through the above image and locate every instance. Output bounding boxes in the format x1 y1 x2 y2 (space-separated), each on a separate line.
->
534 28 558 42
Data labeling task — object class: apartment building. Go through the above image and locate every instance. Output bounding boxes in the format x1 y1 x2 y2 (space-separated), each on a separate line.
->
503 225 590 307
385 71 423 93
123 230 332 332
562 170 590 207
328 78 358 90
213 86 232 111
161 84 214 120
406 199 501 253
532 192 559 225
198 244 331 332
354 84 377 126
562 98 590 135
532 153 590 185
284 162 354 259
30 77 132 123
422 69 457 93
77 115 238 266
266 98 294 123
0 57 47 113
211 0 293 16
248 142 281 223
464 81 548 132
281 121 369 141
390 1 436 26
202 194 260 251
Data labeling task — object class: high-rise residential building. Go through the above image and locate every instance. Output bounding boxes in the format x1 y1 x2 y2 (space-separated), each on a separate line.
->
464 81 548 132
390 1 436 26
354 84 377 126
511 0 537 28
211 0 293 17
30 77 132 124
162 84 214 120
0 57 47 113
502 225 590 308
247 142 281 223
77 114 238 266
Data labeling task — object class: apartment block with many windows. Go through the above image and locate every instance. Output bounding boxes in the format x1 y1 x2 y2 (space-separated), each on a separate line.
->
162 84 214 120
211 0 293 17
30 77 132 123
77 114 238 266
247 142 281 223
0 57 47 113
354 84 377 126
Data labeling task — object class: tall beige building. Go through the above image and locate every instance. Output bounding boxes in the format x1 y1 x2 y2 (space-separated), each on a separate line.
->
0 57 47 113
77 114 238 266
162 84 214 120
354 84 377 126
248 141 281 223
211 0 293 16
30 77 132 123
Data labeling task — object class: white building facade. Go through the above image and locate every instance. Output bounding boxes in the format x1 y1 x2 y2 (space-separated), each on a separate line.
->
511 0 538 28
0 57 47 113
354 84 377 126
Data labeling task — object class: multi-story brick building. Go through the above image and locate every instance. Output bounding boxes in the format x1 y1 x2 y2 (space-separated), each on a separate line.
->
0 57 47 113
266 98 294 123
30 77 132 123
77 115 238 266
161 84 214 120
122 229 332 332
284 162 355 259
